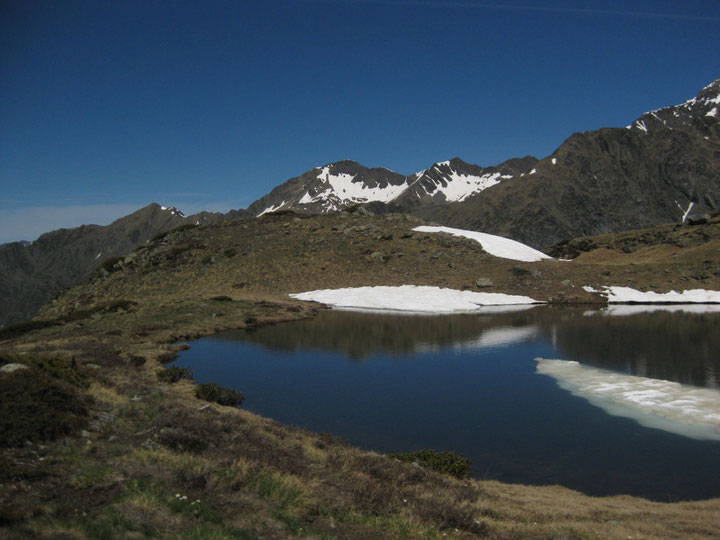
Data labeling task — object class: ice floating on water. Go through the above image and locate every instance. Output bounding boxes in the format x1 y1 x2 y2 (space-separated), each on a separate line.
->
413 226 552 262
583 285 720 304
290 285 542 313
536 358 720 441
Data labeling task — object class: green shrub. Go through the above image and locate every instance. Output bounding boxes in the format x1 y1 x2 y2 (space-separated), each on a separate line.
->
0 367 89 447
151 223 199 242
0 319 60 341
390 449 472 479
195 383 244 407
157 366 194 383
129 355 146 368
100 256 123 273
211 295 233 302
171 223 199 234
223 248 237 258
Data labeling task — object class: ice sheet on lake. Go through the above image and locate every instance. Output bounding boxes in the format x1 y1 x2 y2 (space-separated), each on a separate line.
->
413 225 552 262
583 285 720 304
536 358 720 441
290 285 542 313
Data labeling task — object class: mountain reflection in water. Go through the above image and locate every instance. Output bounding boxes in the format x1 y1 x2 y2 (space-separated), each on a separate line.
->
174 306 720 500
214 307 720 388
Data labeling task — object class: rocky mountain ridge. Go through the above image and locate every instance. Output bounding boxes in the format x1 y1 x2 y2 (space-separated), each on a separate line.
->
247 156 538 216
2 78 718 325
415 78 720 248
0 204 246 326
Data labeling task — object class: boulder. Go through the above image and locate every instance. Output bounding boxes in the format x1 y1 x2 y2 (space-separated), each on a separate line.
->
0 363 28 373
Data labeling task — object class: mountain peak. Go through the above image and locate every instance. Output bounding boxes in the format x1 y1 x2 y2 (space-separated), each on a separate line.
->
629 77 720 133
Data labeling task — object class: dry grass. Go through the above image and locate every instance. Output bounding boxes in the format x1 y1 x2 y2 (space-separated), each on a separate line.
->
2 212 720 538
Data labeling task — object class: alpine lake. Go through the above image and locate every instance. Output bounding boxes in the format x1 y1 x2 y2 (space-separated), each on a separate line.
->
170 305 720 501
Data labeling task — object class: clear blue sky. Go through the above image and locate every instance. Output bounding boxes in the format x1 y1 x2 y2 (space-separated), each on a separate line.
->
1 0 719 242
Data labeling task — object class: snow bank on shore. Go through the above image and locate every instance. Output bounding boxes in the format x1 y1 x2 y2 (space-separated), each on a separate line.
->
413 225 552 262
583 286 720 304
290 285 542 313
536 358 720 441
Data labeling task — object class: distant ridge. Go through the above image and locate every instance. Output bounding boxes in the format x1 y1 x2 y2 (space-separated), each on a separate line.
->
0 203 243 326
2 77 718 324
247 156 537 216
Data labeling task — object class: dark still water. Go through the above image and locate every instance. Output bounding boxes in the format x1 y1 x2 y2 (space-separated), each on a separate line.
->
171 306 720 501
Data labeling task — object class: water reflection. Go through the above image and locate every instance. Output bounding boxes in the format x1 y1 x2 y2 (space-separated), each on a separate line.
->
217 308 542 360
175 306 720 500
214 307 720 388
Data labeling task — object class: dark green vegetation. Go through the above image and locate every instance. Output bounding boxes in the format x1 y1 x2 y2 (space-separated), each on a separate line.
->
157 365 194 383
390 450 472 479
0 354 90 448
1 212 720 538
195 383 244 406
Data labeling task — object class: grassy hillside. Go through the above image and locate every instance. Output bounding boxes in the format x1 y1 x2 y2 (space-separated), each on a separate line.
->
2 211 720 539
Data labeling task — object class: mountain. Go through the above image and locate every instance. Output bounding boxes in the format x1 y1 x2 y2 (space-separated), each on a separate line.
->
414 79 720 248
0 203 242 326
247 156 537 216
4 78 718 324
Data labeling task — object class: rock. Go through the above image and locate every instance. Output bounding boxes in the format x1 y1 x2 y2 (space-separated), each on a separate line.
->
355 206 372 216
687 213 710 225
0 363 28 373
560 279 571 287
430 250 444 259
475 278 494 288
368 251 387 262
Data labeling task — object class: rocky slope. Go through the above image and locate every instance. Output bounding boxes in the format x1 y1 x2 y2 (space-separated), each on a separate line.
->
416 79 720 248
0 204 248 326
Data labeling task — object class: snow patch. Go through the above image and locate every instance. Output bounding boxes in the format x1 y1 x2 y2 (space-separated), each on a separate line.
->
258 201 286 216
529 168 537 175
290 285 542 313
583 285 720 304
536 358 720 441
413 225 552 262
551 158 557 165
95 252 102 260
434 171 505 202
707 107 718 117
308 166 408 204
634 120 648 133
682 201 695 222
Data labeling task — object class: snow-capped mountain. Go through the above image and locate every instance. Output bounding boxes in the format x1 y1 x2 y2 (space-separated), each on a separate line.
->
417 78 720 248
247 156 537 216
628 78 720 134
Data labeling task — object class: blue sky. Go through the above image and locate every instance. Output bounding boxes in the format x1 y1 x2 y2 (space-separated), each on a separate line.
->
1 0 719 243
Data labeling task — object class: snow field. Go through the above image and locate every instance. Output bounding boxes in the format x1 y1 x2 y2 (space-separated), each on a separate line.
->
413 225 552 262
583 286 720 304
290 285 542 313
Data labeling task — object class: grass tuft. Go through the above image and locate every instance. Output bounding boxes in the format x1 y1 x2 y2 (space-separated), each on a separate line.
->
195 383 244 407
390 449 472 479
